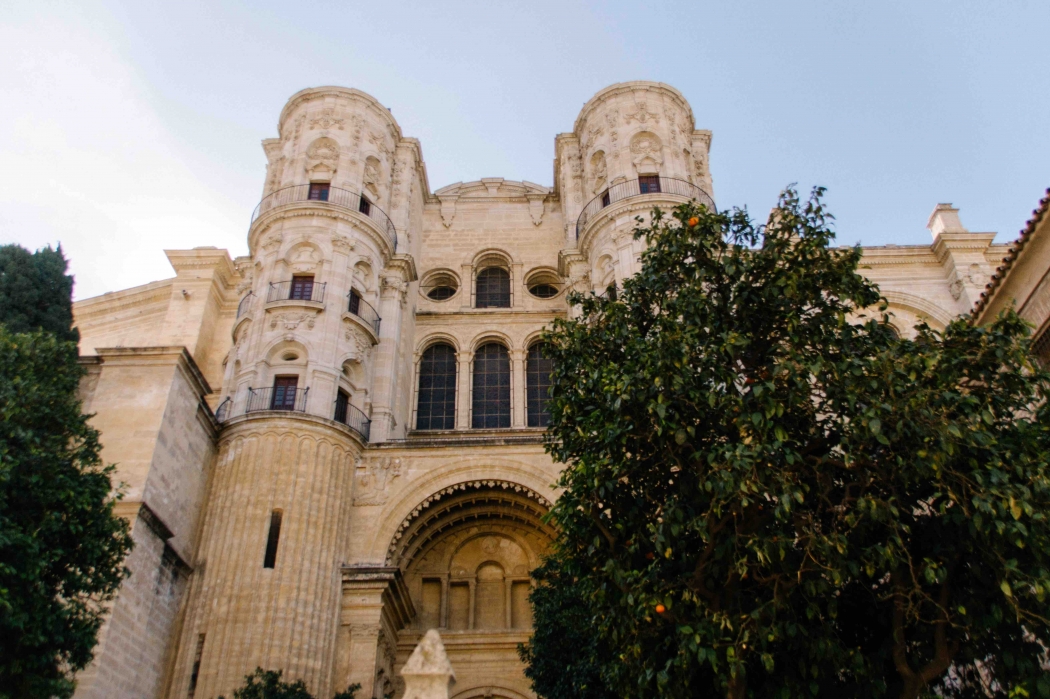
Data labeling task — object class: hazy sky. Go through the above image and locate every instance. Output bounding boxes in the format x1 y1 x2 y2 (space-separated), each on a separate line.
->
2 0 1047 300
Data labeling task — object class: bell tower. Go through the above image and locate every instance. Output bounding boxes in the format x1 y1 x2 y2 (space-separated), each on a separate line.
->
556 81 715 295
165 87 423 699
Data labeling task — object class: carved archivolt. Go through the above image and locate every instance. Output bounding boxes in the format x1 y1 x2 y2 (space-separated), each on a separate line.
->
386 480 553 561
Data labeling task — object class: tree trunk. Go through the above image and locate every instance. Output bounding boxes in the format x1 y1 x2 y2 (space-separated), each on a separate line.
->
727 674 746 699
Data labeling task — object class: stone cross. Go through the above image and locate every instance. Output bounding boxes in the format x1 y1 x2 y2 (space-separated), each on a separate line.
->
400 629 455 699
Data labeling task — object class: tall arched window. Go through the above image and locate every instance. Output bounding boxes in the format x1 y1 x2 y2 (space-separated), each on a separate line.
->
416 343 457 430
475 267 510 308
472 343 510 428
526 343 553 427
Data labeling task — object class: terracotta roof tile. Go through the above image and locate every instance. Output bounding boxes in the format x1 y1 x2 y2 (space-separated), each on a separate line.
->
972 187 1050 319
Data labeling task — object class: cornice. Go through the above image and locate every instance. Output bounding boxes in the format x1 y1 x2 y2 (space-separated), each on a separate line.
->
73 279 174 318
94 346 213 397
218 410 367 449
855 245 938 266
930 231 997 264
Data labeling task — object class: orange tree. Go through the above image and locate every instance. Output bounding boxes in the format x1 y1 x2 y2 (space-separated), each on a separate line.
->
522 189 1050 699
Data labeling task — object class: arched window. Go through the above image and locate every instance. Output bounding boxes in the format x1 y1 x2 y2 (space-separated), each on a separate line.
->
526 343 553 427
416 344 457 430
475 267 510 308
472 343 510 428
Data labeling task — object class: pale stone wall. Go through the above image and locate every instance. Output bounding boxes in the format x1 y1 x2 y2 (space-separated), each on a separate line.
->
67 80 1045 699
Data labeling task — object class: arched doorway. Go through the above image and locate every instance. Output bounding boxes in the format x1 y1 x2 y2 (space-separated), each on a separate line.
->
388 481 554 698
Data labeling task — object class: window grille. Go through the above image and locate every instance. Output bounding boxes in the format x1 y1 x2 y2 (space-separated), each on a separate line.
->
475 268 510 308
638 175 661 194
526 343 553 427
263 510 282 569
472 343 511 429
416 344 457 430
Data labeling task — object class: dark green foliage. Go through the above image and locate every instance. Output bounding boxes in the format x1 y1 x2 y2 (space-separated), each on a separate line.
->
0 244 79 344
524 189 1050 699
519 555 618 699
0 327 132 698
218 668 360 699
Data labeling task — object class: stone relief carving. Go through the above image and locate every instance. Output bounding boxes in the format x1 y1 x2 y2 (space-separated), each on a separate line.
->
949 278 964 301
630 131 664 172
368 130 391 158
281 114 306 149
331 234 354 253
265 157 285 194
353 457 403 506
590 150 608 193
270 312 316 331
363 156 381 197
625 103 660 125
567 149 583 204
390 155 407 209
285 243 322 273
693 152 707 180
344 322 374 361
261 232 283 253
309 108 345 131
307 137 340 163
527 193 545 226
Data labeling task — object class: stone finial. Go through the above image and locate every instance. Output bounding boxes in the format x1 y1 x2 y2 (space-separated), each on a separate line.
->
400 629 455 699
927 203 969 239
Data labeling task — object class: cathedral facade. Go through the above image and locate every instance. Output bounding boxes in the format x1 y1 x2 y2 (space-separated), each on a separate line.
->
68 81 1048 699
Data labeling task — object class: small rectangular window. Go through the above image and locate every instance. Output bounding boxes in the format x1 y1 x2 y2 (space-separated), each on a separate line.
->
271 376 298 410
263 510 283 568
188 633 205 697
348 289 361 315
358 196 371 216
290 275 314 301
600 189 610 207
308 183 330 201
638 175 661 194
334 390 349 424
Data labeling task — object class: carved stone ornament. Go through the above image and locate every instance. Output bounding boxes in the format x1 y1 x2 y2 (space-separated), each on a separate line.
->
307 137 340 163
527 193 545 226
343 322 374 361
269 312 316 331
625 103 660 125
261 232 283 253
353 456 403 506
368 130 391 157
590 150 608 194
400 629 455 699
331 234 354 253
309 108 345 131
949 278 964 301
439 194 458 228
630 131 664 172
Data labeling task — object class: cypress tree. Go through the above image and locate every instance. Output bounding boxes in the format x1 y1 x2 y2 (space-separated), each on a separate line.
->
0 244 79 344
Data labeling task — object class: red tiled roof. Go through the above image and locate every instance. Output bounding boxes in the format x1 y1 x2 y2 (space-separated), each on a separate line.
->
972 187 1050 319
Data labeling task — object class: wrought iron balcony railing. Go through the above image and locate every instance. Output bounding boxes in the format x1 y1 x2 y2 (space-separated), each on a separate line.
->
576 176 716 241
246 386 310 413
267 280 326 304
347 291 381 335
236 292 255 318
335 400 371 442
250 184 398 251
214 397 232 422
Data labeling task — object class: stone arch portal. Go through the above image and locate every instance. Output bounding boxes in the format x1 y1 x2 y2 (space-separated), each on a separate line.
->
387 480 555 635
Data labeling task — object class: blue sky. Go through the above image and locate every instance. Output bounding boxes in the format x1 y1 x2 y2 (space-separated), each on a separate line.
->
1 0 1047 299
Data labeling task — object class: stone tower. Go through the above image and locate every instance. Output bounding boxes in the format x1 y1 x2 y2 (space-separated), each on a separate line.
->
555 81 715 296
164 87 423 698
